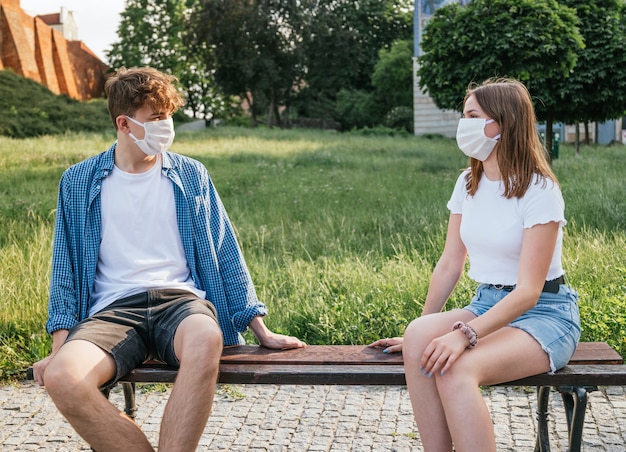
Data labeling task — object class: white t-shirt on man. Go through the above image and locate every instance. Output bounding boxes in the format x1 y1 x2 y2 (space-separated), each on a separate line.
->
89 157 205 316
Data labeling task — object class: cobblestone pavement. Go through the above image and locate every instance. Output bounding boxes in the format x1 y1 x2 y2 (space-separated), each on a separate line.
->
1 382 624 451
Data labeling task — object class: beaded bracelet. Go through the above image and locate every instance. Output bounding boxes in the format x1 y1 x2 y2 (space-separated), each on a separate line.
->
452 321 478 349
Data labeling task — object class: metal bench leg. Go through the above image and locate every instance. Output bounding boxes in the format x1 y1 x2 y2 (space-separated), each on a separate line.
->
121 382 137 419
101 382 137 419
534 385 552 452
558 385 596 452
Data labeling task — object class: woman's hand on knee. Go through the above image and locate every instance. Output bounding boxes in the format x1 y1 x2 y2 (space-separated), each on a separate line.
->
420 331 468 376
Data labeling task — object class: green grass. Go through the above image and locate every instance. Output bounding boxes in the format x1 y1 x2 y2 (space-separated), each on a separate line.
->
1 127 625 380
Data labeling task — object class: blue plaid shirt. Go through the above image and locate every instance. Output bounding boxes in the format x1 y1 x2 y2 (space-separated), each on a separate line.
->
47 144 267 345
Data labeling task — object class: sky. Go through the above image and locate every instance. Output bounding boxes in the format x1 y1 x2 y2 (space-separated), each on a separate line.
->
20 0 126 63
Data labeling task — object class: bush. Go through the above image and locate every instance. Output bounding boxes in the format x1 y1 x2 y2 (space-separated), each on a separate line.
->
335 89 379 130
291 88 338 121
382 106 414 133
0 70 111 138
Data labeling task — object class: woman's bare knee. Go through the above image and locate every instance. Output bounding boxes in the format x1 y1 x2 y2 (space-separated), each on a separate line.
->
404 314 450 356
434 359 477 400
403 319 429 360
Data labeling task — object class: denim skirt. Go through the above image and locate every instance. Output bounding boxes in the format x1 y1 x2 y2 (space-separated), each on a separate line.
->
463 283 581 373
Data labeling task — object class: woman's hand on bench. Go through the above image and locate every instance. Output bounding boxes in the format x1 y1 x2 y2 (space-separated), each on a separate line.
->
369 337 403 354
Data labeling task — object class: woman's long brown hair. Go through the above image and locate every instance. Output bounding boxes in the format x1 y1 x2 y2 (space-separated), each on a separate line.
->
464 78 558 198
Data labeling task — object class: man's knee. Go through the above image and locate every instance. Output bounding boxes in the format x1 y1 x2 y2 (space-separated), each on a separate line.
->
45 356 102 415
45 356 76 398
175 315 223 365
45 342 115 403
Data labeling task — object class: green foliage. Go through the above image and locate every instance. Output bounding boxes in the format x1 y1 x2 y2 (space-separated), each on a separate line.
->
335 89 378 130
107 0 196 71
194 0 412 127
107 0 224 120
1 131 625 381
372 40 414 111
302 0 413 99
0 324 50 379
567 235 626 356
554 0 626 124
382 106 414 133
0 70 111 138
217 384 247 400
370 39 414 133
559 145 626 231
193 0 310 125
0 223 55 379
417 0 584 118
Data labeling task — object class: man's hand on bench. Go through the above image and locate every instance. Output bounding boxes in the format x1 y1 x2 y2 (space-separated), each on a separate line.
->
248 316 307 350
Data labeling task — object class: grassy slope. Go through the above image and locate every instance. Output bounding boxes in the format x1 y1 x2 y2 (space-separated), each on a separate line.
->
0 69 111 138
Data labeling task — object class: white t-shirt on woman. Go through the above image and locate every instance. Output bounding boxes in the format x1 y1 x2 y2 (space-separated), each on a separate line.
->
447 169 566 286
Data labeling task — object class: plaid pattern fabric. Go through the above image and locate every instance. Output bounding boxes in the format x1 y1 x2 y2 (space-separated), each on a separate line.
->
47 143 266 345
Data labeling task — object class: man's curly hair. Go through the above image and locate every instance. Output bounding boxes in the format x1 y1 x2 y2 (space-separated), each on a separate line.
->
105 67 185 128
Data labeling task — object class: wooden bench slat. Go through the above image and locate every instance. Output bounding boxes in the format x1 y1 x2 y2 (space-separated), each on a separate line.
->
219 364 405 385
119 362 626 387
220 345 403 365
122 363 405 385
219 342 622 366
118 343 625 386
568 342 624 364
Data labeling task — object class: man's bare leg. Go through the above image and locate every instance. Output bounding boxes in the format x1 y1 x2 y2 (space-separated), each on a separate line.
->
159 314 222 451
44 340 153 451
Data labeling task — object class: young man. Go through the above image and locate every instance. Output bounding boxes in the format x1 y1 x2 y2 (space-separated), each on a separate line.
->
32 67 306 451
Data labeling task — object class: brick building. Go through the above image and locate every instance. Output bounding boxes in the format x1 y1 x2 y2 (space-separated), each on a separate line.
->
0 0 108 100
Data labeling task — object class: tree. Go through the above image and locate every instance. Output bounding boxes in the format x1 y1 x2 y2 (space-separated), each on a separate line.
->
107 0 192 73
417 0 584 159
297 0 413 120
193 0 309 127
192 0 413 128
372 39 414 131
553 0 626 152
107 0 221 119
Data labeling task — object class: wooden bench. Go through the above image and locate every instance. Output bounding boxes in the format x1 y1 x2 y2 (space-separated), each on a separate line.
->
28 342 626 452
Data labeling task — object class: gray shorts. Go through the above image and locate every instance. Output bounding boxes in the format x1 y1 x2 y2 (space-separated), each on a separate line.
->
66 288 218 386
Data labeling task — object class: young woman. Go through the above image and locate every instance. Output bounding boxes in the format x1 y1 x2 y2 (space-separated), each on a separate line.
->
371 78 580 451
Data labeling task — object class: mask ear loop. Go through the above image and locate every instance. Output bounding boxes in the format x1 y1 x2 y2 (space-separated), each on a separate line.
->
125 116 145 127
125 116 145 143
484 119 501 141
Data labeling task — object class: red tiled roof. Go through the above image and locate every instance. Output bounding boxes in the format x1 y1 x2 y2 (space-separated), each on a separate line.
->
36 13 61 26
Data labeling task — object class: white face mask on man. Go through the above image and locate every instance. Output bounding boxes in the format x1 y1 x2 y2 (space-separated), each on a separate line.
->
126 116 175 156
456 118 501 161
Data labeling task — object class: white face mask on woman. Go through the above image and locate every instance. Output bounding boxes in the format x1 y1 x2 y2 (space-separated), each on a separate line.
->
126 116 175 156
456 118 501 161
